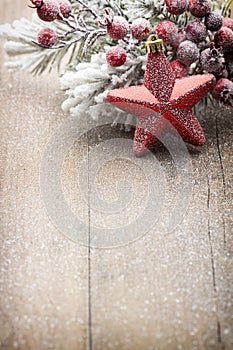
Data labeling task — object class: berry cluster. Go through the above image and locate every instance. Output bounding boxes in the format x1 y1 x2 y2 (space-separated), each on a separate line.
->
160 0 233 108
30 0 72 22
99 0 233 108
30 0 233 108
30 0 72 48
102 12 152 67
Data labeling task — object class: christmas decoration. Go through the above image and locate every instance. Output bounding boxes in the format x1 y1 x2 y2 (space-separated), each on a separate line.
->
0 0 233 132
106 46 127 67
176 40 200 66
185 20 208 43
212 77 233 107
37 27 58 47
31 0 60 22
223 16 233 30
214 26 233 52
155 20 179 45
57 0 72 19
199 42 224 72
188 0 212 18
107 35 215 156
101 12 130 41
165 0 188 16
130 19 152 41
205 11 223 31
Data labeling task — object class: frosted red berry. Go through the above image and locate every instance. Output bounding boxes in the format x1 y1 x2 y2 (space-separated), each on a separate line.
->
200 44 223 72
36 0 59 22
205 12 223 32
107 16 129 40
212 78 233 108
37 28 58 47
223 17 233 32
170 60 189 78
30 0 43 6
177 40 199 66
214 26 233 53
130 19 152 40
156 20 179 46
188 0 211 18
57 0 72 19
186 21 208 43
165 0 188 15
106 46 127 67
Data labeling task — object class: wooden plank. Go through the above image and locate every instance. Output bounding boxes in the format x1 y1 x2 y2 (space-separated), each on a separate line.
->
204 109 233 349
88 83 233 350
0 2 90 349
88 121 230 349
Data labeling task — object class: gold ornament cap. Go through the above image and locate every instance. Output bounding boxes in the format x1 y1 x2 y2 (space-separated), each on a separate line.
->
145 34 165 53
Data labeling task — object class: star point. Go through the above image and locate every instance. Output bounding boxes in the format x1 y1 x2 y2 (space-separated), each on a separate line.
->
107 43 215 156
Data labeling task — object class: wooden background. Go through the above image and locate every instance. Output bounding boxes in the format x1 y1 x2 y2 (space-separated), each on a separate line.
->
0 1 232 349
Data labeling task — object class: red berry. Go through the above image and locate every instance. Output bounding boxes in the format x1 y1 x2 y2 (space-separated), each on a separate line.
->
200 44 223 72
156 20 179 46
186 21 208 43
214 26 233 53
177 40 199 66
130 19 152 40
37 28 58 47
170 60 189 78
205 11 223 32
107 16 129 40
223 17 233 31
188 0 212 18
212 78 233 108
57 0 72 19
30 0 43 6
36 0 59 22
106 46 127 67
165 0 188 15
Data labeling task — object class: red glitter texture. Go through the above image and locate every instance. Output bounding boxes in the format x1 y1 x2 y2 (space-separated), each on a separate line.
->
107 49 215 156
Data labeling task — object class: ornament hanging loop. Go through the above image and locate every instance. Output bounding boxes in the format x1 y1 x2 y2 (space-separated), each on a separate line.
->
145 34 165 54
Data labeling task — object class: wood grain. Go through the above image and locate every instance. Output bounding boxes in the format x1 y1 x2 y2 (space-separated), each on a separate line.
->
0 2 233 350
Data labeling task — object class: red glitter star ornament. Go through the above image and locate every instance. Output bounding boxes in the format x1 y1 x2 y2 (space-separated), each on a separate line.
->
107 35 216 156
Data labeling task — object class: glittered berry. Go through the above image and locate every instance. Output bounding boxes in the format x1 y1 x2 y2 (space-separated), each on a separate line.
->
186 21 208 43
165 0 188 15
223 17 233 31
188 0 211 18
57 0 72 19
212 78 233 108
205 11 223 32
214 26 233 53
131 19 152 40
36 0 59 22
200 43 223 72
170 60 189 78
30 0 43 6
106 46 127 67
156 20 179 46
37 28 58 47
177 40 199 66
107 16 129 40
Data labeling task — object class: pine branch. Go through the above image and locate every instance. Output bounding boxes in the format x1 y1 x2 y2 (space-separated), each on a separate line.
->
0 0 232 121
